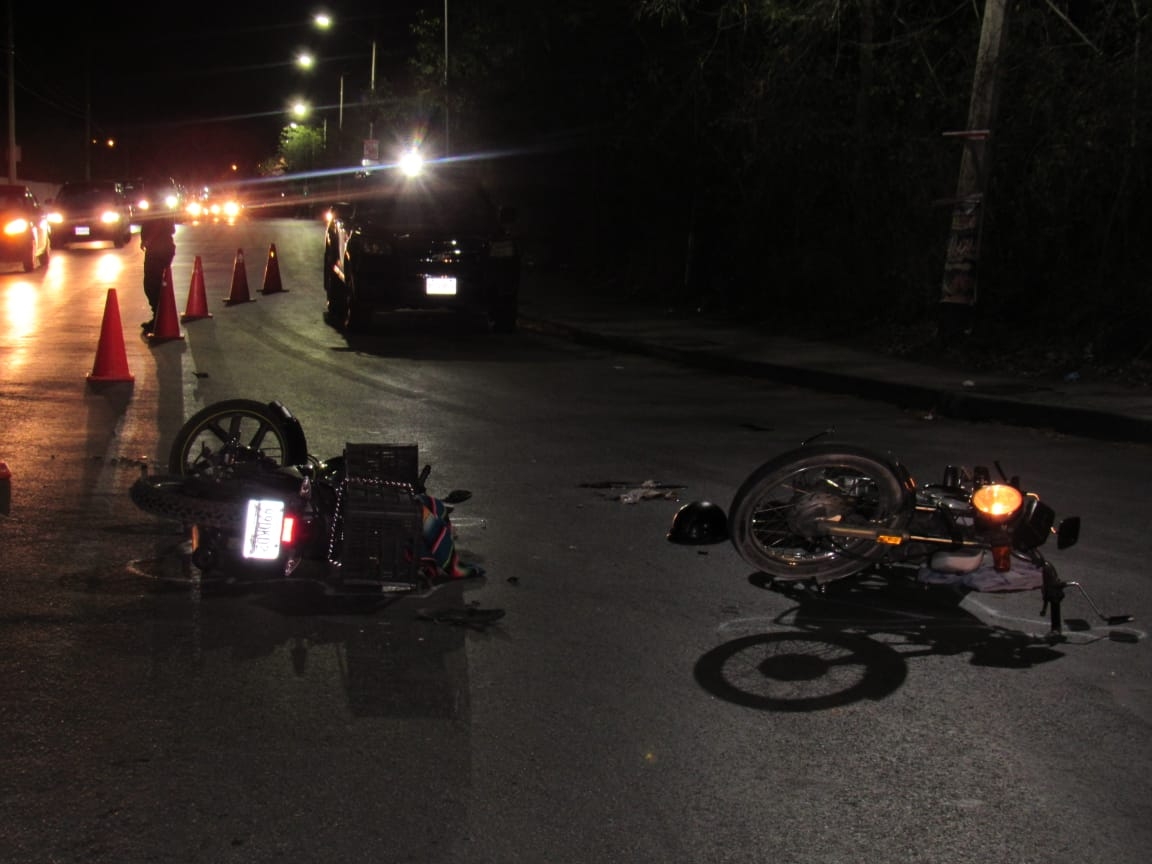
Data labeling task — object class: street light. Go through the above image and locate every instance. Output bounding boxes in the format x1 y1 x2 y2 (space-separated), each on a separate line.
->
307 14 377 158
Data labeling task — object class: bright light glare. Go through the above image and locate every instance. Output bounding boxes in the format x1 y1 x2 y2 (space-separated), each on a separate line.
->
95 253 126 282
4 282 37 339
399 149 424 177
3 218 30 235
972 483 1023 520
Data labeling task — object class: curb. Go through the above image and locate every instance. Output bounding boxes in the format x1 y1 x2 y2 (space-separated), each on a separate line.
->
519 317 1152 445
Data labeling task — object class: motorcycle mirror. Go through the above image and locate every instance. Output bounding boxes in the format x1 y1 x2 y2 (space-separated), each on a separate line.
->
1056 516 1081 549
443 489 472 505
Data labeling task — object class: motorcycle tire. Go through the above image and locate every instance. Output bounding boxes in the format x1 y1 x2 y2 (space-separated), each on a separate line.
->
130 475 246 530
728 443 913 583
169 399 308 475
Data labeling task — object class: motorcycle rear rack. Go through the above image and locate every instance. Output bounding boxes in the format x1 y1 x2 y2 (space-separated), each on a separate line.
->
333 443 423 591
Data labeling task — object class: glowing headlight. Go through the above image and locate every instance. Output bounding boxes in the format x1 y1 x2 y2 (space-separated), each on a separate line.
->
3 218 30 236
399 148 424 177
971 483 1023 523
100 210 123 225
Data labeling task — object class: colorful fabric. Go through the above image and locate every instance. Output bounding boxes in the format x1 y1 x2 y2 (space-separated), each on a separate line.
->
417 494 484 580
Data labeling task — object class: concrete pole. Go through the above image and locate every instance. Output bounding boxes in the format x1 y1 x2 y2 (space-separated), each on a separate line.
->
940 0 1010 326
6 0 16 182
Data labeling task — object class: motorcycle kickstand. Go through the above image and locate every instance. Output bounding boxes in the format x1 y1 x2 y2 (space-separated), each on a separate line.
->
1060 580 1134 628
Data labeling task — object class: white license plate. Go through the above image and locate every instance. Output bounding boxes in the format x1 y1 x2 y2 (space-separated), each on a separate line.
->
425 276 457 296
243 499 286 560
76 226 90 236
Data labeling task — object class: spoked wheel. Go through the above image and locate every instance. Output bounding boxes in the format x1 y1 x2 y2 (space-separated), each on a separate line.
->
129 475 246 530
168 399 303 475
728 443 913 583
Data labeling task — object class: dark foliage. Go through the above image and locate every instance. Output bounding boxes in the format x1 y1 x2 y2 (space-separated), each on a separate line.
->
393 1 1151 368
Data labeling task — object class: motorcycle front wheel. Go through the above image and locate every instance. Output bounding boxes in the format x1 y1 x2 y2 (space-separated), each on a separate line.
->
169 399 300 475
729 443 913 582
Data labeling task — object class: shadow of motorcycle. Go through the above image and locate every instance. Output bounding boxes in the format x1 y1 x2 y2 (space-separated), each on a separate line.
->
694 572 1140 713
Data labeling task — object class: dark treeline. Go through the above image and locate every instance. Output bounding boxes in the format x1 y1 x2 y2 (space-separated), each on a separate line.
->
370 1 1151 360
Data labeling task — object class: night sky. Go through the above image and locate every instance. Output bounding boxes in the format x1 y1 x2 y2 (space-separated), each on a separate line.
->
5 1 429 183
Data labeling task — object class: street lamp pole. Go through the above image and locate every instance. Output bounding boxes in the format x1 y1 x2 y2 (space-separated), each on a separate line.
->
443 1 450 155
5 0 16 181
367 39 377 140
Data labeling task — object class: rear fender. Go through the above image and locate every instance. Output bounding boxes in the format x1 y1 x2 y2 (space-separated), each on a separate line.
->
267 401 311 465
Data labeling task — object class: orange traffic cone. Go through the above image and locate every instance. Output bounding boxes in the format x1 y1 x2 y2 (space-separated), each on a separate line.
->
224 248 254 305
0 459 9 516
182 255 213 321
87 288 135 383
260 243 286 294
148 266 185 343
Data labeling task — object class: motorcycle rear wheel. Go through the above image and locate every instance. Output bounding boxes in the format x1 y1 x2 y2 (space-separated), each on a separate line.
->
130 475 246 530
169 399 299 476
729 443 913 583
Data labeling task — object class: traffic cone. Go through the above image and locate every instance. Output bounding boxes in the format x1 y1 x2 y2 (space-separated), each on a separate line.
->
260 243 286 294
87 288 134 383
148 266 185 343
224 248 254 305
0 460 9 516
182 255 212 321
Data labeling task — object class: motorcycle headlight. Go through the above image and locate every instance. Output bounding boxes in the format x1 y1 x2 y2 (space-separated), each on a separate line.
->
971 483 1023 526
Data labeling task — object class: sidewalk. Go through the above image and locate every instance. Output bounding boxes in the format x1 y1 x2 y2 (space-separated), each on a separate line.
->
517 272 1152 445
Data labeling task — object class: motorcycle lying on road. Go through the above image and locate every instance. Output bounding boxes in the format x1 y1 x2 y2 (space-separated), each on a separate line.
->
130 399 491 607
669 435 1132 638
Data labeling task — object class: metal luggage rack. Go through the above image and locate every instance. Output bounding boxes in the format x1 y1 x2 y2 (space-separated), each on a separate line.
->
335 443 423 592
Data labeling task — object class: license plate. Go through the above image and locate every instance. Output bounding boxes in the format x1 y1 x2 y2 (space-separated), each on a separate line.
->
243 499 286 560
76 226 90 236
425 276 456 296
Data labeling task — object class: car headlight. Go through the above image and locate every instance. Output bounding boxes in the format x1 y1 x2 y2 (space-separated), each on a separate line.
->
3 218 31 236
46 212 63 224
100 210 123 225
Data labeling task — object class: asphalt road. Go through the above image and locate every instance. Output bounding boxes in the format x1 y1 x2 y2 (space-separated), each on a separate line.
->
1 218 1149 864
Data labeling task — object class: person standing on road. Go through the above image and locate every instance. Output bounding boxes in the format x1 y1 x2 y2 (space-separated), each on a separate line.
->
139 211 176 330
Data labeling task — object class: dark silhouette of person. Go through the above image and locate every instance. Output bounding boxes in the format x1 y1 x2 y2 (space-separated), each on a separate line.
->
139 212 176 329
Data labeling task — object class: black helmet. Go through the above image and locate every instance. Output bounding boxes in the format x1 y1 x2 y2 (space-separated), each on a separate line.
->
667 500 729 545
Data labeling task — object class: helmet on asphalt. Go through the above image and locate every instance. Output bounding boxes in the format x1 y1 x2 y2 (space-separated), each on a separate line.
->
667 500 729 545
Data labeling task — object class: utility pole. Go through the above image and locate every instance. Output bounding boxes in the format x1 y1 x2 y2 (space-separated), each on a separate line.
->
940 0 1010 334
5 0 16 182
443 1 450 155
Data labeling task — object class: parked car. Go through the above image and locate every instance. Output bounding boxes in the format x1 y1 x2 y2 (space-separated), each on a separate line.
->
322 157 520 333
0 183 51 273
45 180 133 248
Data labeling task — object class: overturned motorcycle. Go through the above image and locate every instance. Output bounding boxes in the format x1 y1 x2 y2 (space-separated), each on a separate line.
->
131 399 495 612
669 436 1132 638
